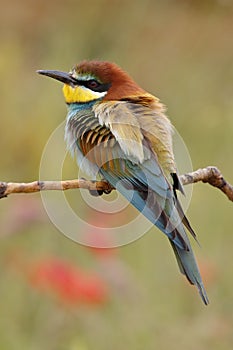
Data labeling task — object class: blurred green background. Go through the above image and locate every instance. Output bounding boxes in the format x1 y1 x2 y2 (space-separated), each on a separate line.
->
0 0 233 349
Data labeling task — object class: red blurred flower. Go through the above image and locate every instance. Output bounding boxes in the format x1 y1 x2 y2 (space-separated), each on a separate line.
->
28 257 108 305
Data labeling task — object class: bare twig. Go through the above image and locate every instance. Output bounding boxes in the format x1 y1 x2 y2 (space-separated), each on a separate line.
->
180 166 233 202
0 166 232 202
0 179 113 198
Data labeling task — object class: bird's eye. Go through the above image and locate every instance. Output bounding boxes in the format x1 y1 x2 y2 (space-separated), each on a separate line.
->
87 80 99 90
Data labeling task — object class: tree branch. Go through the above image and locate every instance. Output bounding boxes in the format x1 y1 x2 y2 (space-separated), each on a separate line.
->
0 166 232 202
179 166 233 201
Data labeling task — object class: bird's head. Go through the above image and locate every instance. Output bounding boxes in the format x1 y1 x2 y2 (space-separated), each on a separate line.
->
37 60 146 104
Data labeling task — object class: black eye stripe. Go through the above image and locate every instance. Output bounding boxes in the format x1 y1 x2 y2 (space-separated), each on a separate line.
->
75 79 111 93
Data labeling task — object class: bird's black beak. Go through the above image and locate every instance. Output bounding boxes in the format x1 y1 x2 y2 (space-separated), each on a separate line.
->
37 70 77 86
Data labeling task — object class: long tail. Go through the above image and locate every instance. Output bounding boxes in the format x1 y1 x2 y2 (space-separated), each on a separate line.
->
100 170 209 305
128 187 209 305
170 240 209 305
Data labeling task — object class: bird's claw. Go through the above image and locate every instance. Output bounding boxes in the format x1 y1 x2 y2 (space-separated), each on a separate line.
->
89 189 104 197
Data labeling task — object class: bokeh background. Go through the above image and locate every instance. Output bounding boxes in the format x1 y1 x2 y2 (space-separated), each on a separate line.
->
0 0 233 349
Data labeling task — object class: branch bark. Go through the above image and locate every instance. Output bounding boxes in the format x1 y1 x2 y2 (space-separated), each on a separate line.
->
179 166 233 201
0 166 232 202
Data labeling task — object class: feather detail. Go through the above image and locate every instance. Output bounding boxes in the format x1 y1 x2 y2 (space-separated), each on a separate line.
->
170 241 209 305
94 102 145 163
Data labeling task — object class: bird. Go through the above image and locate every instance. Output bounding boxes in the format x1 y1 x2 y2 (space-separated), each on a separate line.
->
37 60 209 305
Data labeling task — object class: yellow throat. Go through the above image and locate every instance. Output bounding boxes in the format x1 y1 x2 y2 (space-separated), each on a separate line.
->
62 84 106 104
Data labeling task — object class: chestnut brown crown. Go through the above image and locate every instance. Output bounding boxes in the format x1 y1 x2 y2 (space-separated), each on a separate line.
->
73 60 146 100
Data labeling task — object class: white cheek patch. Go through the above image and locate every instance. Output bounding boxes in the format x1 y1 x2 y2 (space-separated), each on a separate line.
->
82 86 107 99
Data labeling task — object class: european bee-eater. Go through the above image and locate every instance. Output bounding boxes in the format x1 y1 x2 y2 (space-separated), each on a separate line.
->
38 60 209 305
